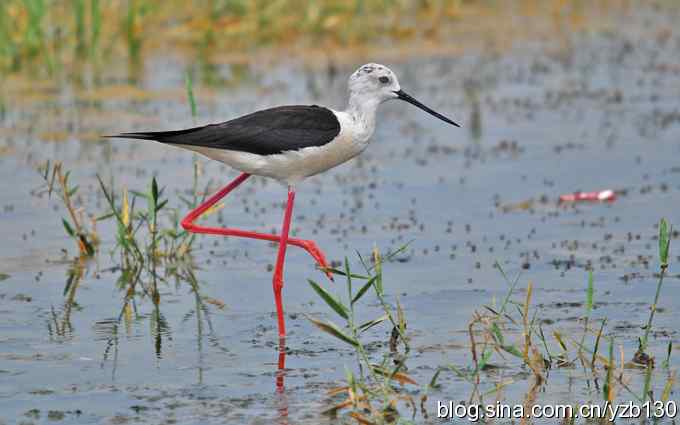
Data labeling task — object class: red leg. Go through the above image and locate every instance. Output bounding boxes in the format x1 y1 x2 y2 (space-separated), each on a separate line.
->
180 172 333 279
272 187 295 337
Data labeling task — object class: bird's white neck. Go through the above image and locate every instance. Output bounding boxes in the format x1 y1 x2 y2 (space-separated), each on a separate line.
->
345 92 381 143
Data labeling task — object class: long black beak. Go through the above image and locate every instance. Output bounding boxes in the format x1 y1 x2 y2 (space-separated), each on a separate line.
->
394 89 460 127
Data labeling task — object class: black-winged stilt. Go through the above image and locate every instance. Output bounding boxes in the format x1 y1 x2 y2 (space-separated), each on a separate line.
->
112 63 459 339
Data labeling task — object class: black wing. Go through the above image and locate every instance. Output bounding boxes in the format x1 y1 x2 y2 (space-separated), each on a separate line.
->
110 105 341 156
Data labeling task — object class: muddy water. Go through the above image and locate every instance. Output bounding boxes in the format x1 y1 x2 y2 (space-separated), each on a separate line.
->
1 4 680 425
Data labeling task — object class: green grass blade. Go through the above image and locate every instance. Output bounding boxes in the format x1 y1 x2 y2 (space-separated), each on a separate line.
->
62 218 75 237
321 267 369 280
659 218 669 265
185 71 197 118
447 364 473 383
501 344 523 358
90 0 101 58
663 340 673 369
151 177 159 205
586 269 594 313
641 219 672 352
591 318 607 367
305 315 358 347
351 275 377 305
603 337 614 401
491 322 505 345
308 279 348 320
357 314 387 334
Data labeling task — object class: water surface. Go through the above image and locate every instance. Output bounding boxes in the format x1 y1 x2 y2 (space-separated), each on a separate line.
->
1 3 680 424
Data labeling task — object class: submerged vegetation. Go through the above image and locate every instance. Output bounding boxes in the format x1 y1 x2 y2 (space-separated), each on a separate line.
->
305 221 675 423
36 159 218 354
307 248 413 423
37 159 207 265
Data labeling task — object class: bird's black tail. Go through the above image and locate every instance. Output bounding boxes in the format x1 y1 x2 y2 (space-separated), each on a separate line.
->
106 126 206 143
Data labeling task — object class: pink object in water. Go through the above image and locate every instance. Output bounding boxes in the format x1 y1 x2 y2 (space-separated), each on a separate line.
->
559 189 616 203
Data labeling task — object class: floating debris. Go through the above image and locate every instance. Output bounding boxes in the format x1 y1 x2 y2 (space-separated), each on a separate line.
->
559 189 616 203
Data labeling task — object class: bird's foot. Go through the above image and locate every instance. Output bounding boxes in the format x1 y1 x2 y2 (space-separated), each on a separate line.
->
297 240 334 281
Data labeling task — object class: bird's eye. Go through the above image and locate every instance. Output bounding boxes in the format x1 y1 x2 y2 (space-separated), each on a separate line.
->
379 76 390 84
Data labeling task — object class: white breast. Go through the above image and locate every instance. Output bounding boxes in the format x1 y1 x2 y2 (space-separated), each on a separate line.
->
178 110 374 185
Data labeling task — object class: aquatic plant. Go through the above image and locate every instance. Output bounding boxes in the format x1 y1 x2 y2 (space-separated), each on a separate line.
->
37 160 98 257
89 0 101 58
96 167 208 266
124 0 146 63
637 218 671 359
185 69 197 119
72 0 86 56
307 247 418 423
308 222 677 423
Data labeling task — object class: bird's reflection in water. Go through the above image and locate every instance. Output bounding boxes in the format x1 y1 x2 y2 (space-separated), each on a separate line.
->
276 336 290 423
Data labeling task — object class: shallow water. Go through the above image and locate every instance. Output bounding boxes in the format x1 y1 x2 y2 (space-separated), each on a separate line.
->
1 3 680 424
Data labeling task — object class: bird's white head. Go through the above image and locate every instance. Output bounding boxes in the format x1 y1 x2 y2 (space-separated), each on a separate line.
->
347 63 460 127
348 63 401 103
